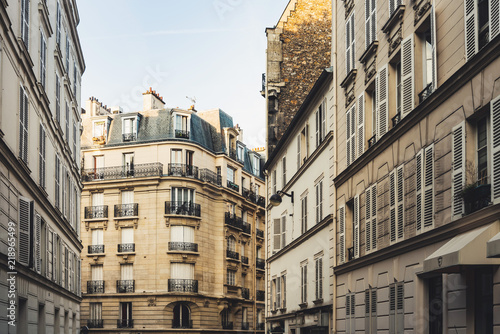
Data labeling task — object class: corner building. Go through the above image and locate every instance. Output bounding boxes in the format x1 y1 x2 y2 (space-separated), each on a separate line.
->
0 0 85 332
334 0 500 332
80 90 266 332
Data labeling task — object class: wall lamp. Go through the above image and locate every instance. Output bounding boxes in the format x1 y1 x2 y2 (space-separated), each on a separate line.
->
269 190 294 207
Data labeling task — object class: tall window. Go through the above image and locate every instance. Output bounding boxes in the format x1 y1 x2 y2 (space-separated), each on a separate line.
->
251 153 260 176
40 31 46 88
365 184 377 252
390 166 405 243
477 117 488 184
365 0 376 48
119 302 132 327
465 0 500 60
300 263 307 304
175 114 189 138
272 170 277 194
282 156 287 186
55 156 60 208
65 35 70 73
56 1 61 46
227 269 236 286
281 274 286 308
345 12 356 74
315 257 323 300
91 229 103 247
19 86 29 163
123 153 134 175
21 0 29 49
65 103 70 143
55 74 61 123
90 303 102 323
297 126 308 168
346 292 355 334
315 179 323 224
39 124 46 188
301 196 308 233
316 100 327 147
171 188 194 206
93 121 105 139
396 61 402 116
365 287 377 334
173 304 191 329
273 217 286 251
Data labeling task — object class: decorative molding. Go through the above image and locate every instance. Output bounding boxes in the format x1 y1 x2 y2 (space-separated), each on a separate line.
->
388 25 403 57
382 5 405 33
344 0 354 19
414 0 432 26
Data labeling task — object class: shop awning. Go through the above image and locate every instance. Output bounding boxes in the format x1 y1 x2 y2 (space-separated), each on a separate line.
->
423 221 500 273
487 230 500 258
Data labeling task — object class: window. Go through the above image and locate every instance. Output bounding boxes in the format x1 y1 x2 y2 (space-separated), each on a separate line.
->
477 117 489 184
416 145 434 232
227 269 236 286
465 0 500 60
339 206 346 263
171 262 194 280
19 86 29 163
376 65 388 139
401 35 414 118
175 114 189 138
315 257 323 300
89 303 102 324
39 124 46 188
170 226 194 244
315 179 323 223
365 287 377 334
173 304 191 328
65 103 70 143
120 263 133 281
273 217 286 251
171 187 194 206
119 302 132 328
281 275 286 308
365 184 377 252
251 153 260 176
300 264 307 304
390 166 404 243
73 63 77 97
396 60 402 116
418 7 437 102
65 35 70 73
428 276 443 334
365 0 376 48
227 166 235 183
227 236 236 252
297 125 308 168
123 153 134 176
357 94 365 157
389 282 404 334
346 292 355 334
55 155 60 209
346 104 356 166
73 121 77 161
237 144 244 163
56 1 61 46
316 100 327 147
389 0 402 17
282 156 286 185
276 276 281 309
92 121 106 139
91 229 103 247
301 195 308 233
56 75 60 123
122 117 137 141
21 0 29 49
40 31 46 88
353 195 360 258
272 169 277 194
346 12 356 74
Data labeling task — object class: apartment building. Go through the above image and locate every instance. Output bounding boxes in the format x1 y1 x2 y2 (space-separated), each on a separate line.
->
334 0 500 332
265 68 335 334
79 90 266 332
0 0 84 332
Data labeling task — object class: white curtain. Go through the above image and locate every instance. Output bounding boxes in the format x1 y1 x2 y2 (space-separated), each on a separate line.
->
91 229 103 245
121 191 134 204
171 226 194 242
121 264 133 280
121 227 134 244
91 265 103 280
171 149 182 163
90 303 102 320
92 192 103 206
171 263 194 279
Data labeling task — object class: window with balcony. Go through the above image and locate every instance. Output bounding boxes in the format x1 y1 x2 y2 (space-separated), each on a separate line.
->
173 304 191 329
174 114 190 138
118 302 133 328
92 121 106 143
117 264 134 293
226 236 239 260
169 263 196 292
122 117 137 141
89 229 104 254
226 269 236 286
169 226 197 252
89 303 103 328
86 192 107 219
88 265 104 294
119 227 135 253
169 187 198 216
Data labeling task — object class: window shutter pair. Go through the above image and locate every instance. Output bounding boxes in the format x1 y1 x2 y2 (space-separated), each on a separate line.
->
465 0 500 61
346 105 356 166
451 123 465 219
365 185 377 251
339 206 346 263
389 0 402 17
18 197 33 267
346 13 356 74
19 86 29 163
389 283 404 334
353 195 360 258
390 166 405 242
315 258 323 299
492 96 500 203
365 0 376 48
346 293 356 334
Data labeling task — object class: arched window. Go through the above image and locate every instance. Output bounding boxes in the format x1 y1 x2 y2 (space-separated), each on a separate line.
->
221 309 232 329
173 304 191 329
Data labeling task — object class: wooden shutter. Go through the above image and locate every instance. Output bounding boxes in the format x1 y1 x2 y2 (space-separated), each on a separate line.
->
316 110 320 148
365 0 376 47
273 218 281 250
34 214 41 273
396 283 404 333
297 134 301 169
346 294 352 334
52 233 58 281
430 5 438 90
365 187 372 251
347 105 356 166
21 0 30 48
492 96 500 203
390 170 397 243
490 0 500 40
339 206 346 263
55 155 60 209
358 94 365 157
18 197 32 266
416 151 423 232
377 65 389 138
389 284 396 334
346 12 355 73
19 86 29 163
321 100 327 141
401 35 414 118
354 195 360 258
39 123 46 188
371 185 377 249
451 123 465 218
465 0 478 61
396 166 404 240
423 145 434 229
281 216 286 248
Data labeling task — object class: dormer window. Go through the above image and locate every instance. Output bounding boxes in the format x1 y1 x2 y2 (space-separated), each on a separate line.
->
175 114 190 139
122 116 138 142
92 120 108 144
237 143 245 163
250 152 261 176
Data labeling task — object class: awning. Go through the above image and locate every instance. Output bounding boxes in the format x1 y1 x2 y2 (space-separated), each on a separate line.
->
423 221 500 273
487 231 500 258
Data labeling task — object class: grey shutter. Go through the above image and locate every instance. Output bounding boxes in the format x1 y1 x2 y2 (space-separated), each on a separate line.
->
347 107 352 166
56 2 61 45
371 289 377 332
390 170 397 243
401 35 414 118
423 145 434 229
371 185 377 249
52 233 58 281
396 283 404 333
416 151 423 232
297 134 301 169
346 14 352 73
39 123 46 188
273 218 281 250
339 206 345 263
321 100 327 140
492 96 500 203
365 0 371 48
354 195 360 258
18 197 32 266
21 0 30 49
35 214 41 273
316 110 320 147
490 0 500 40
19 87 29 163
430 5 437 90
451 123 465 218
396 166 404 240
281 215 286 247
389 284 396 334
365 187 372 251
465 0 478 61
55 155 60 209
358 94 365 157
377 65 389 138
346 295 352 334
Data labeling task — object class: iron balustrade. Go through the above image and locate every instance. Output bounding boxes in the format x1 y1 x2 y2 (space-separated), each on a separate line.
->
257 322 265 330
82 163 163 182
116 280 135 293
199 168 222 186
168 279 198 292
242 187 250 198
88 245 104 254
242 322 250 330
175 129 190 139
172 319 193 329
226 250 239 260
168 242 198 252
122 133 136 142
241 288 250 299
118 243 135 253
167 163 199 178
227 180 239 192
241 256 249 265
165 201 201 217
87 280 105 294
84 205 108 219
368 135 377 148
229 148 237 161
87 319 103 328
242 222 251 235
257 196 265 207
117 319 134 328
256 229 264 239
256 290 265 301
419 82 434 104
222 322 234 330
225 212 243 230
114 203 138 217
256 258 265 270
392 112 401 127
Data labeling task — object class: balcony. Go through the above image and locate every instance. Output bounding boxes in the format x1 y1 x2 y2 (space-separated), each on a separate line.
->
87 280 104 294
256 258 265 270
122 133 136 142
222 322 234 330
165 201 201 217
88 244 104 254
116 280 135 293
225 212 243 230
241 287 250 299
241 255 249 265
168 279 198 293
84 205 108 219
87 319 103 328
82 163 163 182
392 112 401 128
463 182 491 215
118 243 135 253
227 180 239 192
229 148 237 161
256 228 264 239
172 319 193 329
167 163 198 178
114 203 138 218
199 168 222 186
256 290 265 301
368 134 377 148
117 319 134 328
168 242 198 252
257 196 266 207
175 129 190 139
226 250 240 261
242 222 251 235
242 322 249 330
419 82 434 104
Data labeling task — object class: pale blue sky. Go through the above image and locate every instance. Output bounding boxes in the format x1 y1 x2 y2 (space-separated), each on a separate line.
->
78 0 290 148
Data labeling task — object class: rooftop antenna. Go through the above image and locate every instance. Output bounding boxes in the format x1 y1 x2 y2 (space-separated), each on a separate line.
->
186 96 197 108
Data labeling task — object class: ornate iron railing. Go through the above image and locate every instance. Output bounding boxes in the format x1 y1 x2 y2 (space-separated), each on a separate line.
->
122 133 136 142
84 205 108 219
168 242 198 252
116 280 135 293
256 258 265 270
257 196 265 207
199 168 222 186
175 129 190 139
167 163 199 178
172 319 193 329
225 212 243 229
229 148 237 160
117 319 134 328
242 222 251 235
114 203 138 217
242 322 249 330
256 290 265 301
168 279 198 293
242 187 250 198
419 82 434 104
87 319 103 328
226 250 239 260
165 201 201 217
241 288 250 299
241 255 249 265
87 280 104 294
368 135 377 148
118 243 135 253
82 163 163 182
222 322 234 330
88 245 104 254
256 229 264 239
227 180 239 192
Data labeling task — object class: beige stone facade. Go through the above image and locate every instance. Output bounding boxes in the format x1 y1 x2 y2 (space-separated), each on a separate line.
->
0 0 85 332
79 92 266 332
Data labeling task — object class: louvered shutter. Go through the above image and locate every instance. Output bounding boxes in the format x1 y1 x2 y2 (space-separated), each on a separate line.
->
297 134 301 169
318 258 323 298
354 195 360 258
430 5 437 90
321 101 327 140
377 65 389 138
347 107 352 166
390 170 397 243
465 0 478 61
490 0 500 40
55 155 60 209
316 110 320 147
346 294 352 334
492 96 500 203
451 123 465 218
46 228 51 279
371 185 377 249
77 258 81 296
62 165 66 217
346 15 352 74
319 181 323 221
358 94 365 157
281 216 286 247
339 206 345 263
365 289 371 332
396 283 404 333
40 32 46 87
273 218 281 250
416 151 423 232
35 214 41 273
371 288 377 331
18 197 32 266
389 284 396 334
347 105 356 166
423 145 434 229
315 260 319 299
56 1 61 45
52 233 57 281
365 188 371 251
21 0 30 49
401 35 414 118
396 166 404 240
365 0 371 48
39 123 46 188
19 87 29 163
59 240 64 285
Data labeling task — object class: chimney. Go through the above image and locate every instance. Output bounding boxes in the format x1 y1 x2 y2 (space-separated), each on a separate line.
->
143 87 165 111
85 96 110 117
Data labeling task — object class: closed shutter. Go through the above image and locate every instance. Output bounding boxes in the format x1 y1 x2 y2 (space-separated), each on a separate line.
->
39 123 46 188
318 258 323 299
316 110 320 147
34 214 41 273
339 206 346 263
346 295 351 334
276 277 281 308
354 195 360 258
56 1 61 45
347 105 356 166
346 13 355 73
365 187 372 251
358 94 365 157
416 151 423 232
423 145 434 229
491 0 500 40
377 65 389 138
389 284 396 334
396 166 404 240
465 0 478 61
55 155 60 208
321 100 327 141
77 258 81 295
492 96 500 203
62 166 66 217
281 215 286 247
19 86 29 163
46 229 52 279
18 197 32 266
401 35 414 118
60 241 64 286
56 76 60 122
297 134 301 169
40 32 46 87
396 283 404 333
21 0 29 48
430 5 438 90
371 185 377 249
273 218 281 250
371 289 377 332
365 0 376 47
121 263 133 280
52 233 57 281
390 170 397 243
451 123 465 218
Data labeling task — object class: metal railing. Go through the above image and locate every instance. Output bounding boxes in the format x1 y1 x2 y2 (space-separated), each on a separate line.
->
87 319 103 328
222 322 234 330
122 133 136 142
226 250 239 260
87 280 104 294
88 245 104 254
114 203 138 217
241 255 249 265
256 229 264 238
257 322 265 330
175 129 190 139
368 135 377 148
84 205 108 219
227 180 239 192
256 258 265 270
168 279 198 293
257 196 265 207
172 319 193 329
229 148 237 161
167 163 199 178
82 163 163 182
419 82 434 104
116 280 135 293
242 322 249 330
241 288 250 299
165 201 201 217
225 212 243 230
199 168 222 186
168 242 198 252
118 243 135 253
117 319 134 328
256 290 265 301
242 222 251 235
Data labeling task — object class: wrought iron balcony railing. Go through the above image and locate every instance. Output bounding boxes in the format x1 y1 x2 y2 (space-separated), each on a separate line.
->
175 129 190 139
256 258 265 270
122 133 136 142
257 196 265 207
392 112 401 128
229 148 237 161
87 280 104 294
84 205 108 219
118 243 135 253
225 212 243 230
256 290 265 301
87 319 103 328
257 322 265 330
241 287 250 299
165 201 201 217
419 82 434 104
117 319 134 328
227 180 239 192
242 187 250 198
116 280 135 293
241 255 249 265
167 163 199 178
172 319 193 329
199 168 222 186
368 135 377 148
168 242 198 252
168 279 198 293
114 203 138 217
242 222 251 235
222 322 234 330
256 228 264 239
242 322 249 330
82 163 163 182
226 250 239 260
88 244 104 254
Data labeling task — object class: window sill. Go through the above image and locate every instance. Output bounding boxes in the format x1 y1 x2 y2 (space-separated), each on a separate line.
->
340 69 357 88
86 253 105 257
299 302 308 309
359 41 379 64
313 298 324 305
382 5 405 33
